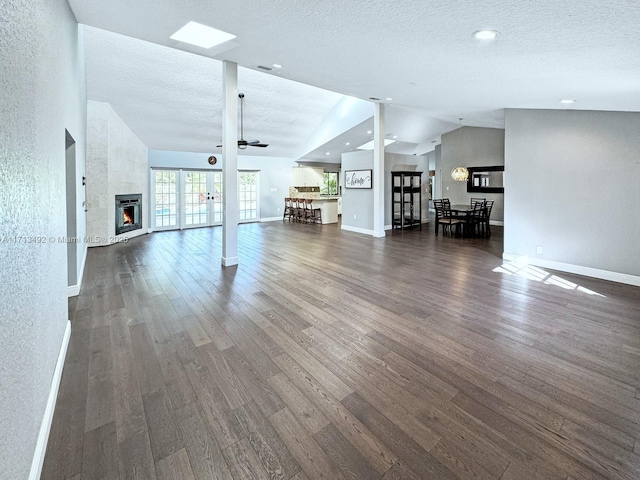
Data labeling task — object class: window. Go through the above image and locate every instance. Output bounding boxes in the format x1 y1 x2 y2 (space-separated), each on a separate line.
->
321 172 338 195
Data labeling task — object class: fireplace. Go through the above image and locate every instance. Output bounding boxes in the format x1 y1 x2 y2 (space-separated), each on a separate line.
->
115 194 142 235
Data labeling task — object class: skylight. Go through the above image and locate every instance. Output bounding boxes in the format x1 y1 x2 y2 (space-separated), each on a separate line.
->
170 22 236 49
356 139 395 150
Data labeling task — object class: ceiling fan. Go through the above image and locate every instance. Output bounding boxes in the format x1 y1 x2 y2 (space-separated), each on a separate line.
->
217 93 268 149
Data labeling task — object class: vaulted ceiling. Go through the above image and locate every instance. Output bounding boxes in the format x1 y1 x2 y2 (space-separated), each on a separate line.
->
72 0 640 161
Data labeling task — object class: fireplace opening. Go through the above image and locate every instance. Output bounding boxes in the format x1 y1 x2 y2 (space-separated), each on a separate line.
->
116 194 142 235
123 207 134 225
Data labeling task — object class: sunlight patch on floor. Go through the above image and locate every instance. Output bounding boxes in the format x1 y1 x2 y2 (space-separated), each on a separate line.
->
493 257 605 297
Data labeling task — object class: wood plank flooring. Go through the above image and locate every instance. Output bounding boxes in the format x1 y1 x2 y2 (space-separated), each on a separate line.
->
42 220 640 479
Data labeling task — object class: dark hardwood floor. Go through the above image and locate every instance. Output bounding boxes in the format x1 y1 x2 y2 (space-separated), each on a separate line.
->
42 220 640 479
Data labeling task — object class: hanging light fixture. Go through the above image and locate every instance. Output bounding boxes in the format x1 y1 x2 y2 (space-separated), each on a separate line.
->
451 118 469 182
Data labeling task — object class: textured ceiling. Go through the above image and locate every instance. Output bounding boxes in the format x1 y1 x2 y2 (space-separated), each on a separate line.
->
75 0 640 158
84 26 343 156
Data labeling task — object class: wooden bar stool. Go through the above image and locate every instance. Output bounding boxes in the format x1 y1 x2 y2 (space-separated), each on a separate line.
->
283 197 294 221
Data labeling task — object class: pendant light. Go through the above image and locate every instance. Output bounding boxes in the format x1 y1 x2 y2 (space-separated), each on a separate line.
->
451 118 469 182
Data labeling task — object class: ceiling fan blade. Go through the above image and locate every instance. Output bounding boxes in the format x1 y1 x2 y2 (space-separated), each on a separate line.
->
216 144 222 147
250 143 269 147
246 140 260 145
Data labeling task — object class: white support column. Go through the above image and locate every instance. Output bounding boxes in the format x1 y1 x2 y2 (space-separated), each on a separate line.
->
222 61 239 266
372 102 386 237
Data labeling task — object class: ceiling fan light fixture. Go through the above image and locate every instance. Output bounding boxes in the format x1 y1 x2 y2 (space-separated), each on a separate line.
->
170 21 236 49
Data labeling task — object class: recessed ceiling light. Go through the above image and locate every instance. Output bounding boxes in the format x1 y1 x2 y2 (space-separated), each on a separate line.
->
366 130 372 134
356 139 396 150
386 97 393 101
560 99 576 104
325 152 331 155
272 63 283 69
473 30 499 41
170 21 236 49
393 135 398 139
345 142 350 146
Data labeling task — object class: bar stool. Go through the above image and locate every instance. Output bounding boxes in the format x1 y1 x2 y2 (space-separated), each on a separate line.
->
294 198 305 221
283 197 294 221
307 199 322 224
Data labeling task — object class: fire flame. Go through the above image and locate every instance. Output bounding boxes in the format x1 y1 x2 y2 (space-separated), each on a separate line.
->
123 210 133 225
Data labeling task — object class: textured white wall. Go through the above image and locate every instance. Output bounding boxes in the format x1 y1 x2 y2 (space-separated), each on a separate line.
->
439 126 505 221
0 0 86 478
86 101 149 245
504 109 640 277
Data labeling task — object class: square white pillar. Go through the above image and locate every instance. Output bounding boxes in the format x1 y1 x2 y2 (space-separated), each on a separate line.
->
222 61 239 266
372 102 386 237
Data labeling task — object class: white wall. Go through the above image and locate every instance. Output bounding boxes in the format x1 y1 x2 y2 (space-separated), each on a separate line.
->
437 126 505 222
148 149 296 219
341 151 375 231
0 0 86 478
504 109 640 281
86 101 149 245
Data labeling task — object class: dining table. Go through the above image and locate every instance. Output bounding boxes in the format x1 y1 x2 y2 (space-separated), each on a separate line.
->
448 204 478 237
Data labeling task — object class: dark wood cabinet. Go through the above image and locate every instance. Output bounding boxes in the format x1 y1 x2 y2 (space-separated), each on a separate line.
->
391 171 422 230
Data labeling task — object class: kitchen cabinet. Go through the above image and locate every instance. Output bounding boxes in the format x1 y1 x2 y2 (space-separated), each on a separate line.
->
293 167 323 187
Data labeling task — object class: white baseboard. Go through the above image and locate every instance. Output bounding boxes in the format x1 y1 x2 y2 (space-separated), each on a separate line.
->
502 253 640 287
67 245 87 298
491 220 504 226
340 224 386 237
29 320 71 480
67 285 79 297
222 256 238 267
260 216 282 223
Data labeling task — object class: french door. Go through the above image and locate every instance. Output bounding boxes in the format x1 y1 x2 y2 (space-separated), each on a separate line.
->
152 169 258 230
182 171 223 228
239 171 259 223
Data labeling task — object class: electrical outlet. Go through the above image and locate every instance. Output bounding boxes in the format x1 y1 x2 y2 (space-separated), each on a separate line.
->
536 245 543 254
277 207 280 212
353 214 357 220
446 186 449 191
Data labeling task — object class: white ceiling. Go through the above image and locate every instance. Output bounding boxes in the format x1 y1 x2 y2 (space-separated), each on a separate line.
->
74 0 640 160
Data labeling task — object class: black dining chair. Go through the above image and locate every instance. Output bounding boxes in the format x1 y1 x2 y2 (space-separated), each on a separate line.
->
481 200 494 237
465 202 484 237
434 199 463 237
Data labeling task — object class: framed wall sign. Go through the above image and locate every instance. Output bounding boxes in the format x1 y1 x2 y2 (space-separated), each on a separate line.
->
345 169 372 189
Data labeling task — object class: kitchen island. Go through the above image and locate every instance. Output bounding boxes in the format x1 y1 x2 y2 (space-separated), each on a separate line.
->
310 196 340 224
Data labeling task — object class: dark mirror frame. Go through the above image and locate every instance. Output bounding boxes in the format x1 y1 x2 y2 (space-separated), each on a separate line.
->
466 165 504 193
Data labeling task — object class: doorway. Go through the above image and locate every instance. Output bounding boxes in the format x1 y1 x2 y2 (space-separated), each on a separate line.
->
65 130 77 287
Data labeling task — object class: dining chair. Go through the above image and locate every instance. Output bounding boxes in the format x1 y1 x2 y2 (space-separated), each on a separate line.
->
482 200 494 237
465 202 484 237
434 199 463 237
470 197 486 207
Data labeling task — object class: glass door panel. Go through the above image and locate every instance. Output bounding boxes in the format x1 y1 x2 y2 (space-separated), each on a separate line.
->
238 172 259 223
211 172 223 225
153 170 178 230
183 171 209 228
